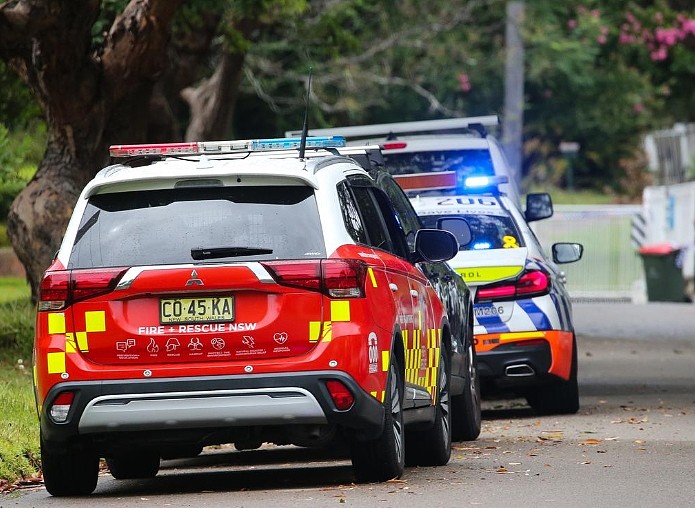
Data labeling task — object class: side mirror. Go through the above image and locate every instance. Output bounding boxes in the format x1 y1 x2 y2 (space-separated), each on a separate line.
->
525 193 553 222
413 229 459 263
552 242 583 264
436 217 472 248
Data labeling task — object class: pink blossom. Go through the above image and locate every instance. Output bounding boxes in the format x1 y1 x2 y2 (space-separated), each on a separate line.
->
591 9 600 18
567 19 577 30
650 46 668 61
625 12 636 24
600 26 609 35
458 73 471 93
597 35 607 45
682 19 695 36
619 32 634 44
633 103 644 114
655 27 680 46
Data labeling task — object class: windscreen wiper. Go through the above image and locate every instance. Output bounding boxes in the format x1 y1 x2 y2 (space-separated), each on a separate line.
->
191 246 273 260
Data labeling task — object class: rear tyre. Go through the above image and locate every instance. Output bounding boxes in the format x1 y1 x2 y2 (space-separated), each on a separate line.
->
405 349 452 466
527 336 579 416
351 358 405 482
452 327 482 441
107 451 160 480
41 436 99 496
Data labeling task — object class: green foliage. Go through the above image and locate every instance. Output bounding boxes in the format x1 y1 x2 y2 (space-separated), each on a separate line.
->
0 123 44 221
0 62 41 129
0 294 35 364
0 364 40 485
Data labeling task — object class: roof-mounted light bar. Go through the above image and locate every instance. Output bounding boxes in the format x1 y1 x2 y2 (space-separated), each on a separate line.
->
109 136 346 158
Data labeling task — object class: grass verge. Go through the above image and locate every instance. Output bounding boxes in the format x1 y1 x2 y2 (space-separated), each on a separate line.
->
0 279 41 487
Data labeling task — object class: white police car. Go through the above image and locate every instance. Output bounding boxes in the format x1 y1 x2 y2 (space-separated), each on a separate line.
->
409 175 583 415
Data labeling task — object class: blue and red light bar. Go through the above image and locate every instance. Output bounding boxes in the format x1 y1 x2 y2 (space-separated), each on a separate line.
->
109 136 347 158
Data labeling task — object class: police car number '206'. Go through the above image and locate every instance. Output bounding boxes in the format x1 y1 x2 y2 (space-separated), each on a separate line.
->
160 296 234 324
474 305 504 317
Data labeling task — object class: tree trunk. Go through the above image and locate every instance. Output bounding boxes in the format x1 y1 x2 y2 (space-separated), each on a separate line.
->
1 0 181 301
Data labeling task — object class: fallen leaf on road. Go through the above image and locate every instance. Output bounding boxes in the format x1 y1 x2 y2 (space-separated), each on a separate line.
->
579 438 603 446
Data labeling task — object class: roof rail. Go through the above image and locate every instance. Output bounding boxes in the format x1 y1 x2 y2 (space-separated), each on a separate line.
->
285 115 499 139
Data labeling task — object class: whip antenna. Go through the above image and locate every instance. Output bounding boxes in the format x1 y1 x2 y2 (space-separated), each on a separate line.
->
298 68 313 159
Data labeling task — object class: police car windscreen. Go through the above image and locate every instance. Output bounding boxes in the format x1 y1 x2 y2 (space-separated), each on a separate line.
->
68 186 326 268
420 213 524 251
383 149 494 177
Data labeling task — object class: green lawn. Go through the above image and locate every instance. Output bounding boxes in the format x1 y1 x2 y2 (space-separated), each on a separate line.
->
0 277 40 486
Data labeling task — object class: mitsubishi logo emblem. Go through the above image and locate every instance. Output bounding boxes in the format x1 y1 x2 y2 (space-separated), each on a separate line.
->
186 270 204 286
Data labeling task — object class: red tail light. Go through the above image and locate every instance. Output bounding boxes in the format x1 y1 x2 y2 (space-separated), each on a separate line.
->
381 141 408 150
325 380 355 410
476 270 549 302
38 268 128 311
262 259 366 298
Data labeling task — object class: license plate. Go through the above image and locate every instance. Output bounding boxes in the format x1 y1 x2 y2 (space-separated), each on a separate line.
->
160 296 234 324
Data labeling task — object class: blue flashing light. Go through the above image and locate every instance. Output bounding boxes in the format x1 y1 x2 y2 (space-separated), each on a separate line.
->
472 241 492 250
463 175 509 189
251 136 346 151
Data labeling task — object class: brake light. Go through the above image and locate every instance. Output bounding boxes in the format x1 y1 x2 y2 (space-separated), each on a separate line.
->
381 141 407 150
476 270 549 302
49 391 75 423
38 268 128 311
325 380 355 410
262 259 366 298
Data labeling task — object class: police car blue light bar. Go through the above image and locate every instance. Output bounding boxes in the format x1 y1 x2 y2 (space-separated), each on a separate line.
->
463 175 509 189
109 136 346 158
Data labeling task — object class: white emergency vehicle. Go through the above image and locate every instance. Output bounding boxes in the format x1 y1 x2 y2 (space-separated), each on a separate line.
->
409 174 584 415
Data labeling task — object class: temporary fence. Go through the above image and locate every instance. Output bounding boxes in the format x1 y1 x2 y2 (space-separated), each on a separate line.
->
532 204 645 302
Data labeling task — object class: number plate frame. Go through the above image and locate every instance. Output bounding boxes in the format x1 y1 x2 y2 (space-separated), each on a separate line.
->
159 296 235 324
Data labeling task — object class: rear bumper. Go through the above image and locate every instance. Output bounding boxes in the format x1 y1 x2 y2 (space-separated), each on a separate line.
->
40 371 384 449
476 329 574 387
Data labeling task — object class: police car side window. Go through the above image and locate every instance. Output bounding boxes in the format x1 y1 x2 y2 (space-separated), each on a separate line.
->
337 182 368 244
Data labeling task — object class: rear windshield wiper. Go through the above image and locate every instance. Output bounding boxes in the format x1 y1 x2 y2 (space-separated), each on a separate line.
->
191 246 273 260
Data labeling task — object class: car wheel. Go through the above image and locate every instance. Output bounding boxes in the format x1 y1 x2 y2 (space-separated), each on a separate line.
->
405 349 452 466
452 325 482 441
526 335 579 416
41 434 99 496
351 357 405 482
107 451 160 480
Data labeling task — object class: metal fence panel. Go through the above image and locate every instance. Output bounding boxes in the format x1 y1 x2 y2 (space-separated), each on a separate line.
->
532 205 644 302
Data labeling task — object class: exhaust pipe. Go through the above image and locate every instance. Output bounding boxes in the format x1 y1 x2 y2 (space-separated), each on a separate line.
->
505 364 535 377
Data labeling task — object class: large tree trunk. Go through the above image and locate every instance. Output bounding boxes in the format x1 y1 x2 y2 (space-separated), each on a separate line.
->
1 0 181 301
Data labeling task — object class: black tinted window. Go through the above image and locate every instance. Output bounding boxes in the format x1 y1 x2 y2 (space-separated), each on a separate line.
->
337 182 367 244
350 186 392 252
69 186 326 268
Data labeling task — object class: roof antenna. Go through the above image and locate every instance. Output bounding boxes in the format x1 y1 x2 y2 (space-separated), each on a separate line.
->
298 67 313 159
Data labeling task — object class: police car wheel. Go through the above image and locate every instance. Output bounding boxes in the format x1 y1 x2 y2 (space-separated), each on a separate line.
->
527 337 579 416
41 434 99 496
405 349 452 466
351 357 405 482
452 322 482 441
107 451 160 480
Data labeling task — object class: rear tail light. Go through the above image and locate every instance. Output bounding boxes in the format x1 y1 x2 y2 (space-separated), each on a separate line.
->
38 268 128 311
49 391 75 423
325 380 355 410
381 141 408 150
476 270 549 302
262 259 366 298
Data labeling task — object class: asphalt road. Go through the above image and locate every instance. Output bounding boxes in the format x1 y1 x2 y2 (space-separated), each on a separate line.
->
4 302 695 507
